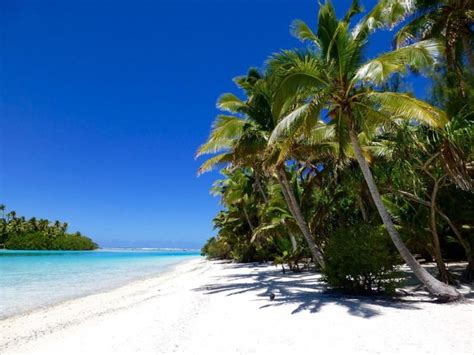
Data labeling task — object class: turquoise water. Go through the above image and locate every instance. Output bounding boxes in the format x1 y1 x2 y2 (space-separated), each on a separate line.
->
0 249 200 319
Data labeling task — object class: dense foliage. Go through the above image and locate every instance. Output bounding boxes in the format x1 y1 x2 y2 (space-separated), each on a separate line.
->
201 237 231 260
322 224 402 294
0 205 98 250
199 0 473 299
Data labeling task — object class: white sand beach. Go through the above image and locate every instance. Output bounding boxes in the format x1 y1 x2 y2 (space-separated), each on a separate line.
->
1 258 472 355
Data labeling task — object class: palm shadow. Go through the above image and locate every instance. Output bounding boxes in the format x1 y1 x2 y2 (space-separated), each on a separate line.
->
194 263 424 318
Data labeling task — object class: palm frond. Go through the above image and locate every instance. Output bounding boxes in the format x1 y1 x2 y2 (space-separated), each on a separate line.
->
394 10 442 47
316 1 340 57
354 40 442 85
233 68 262 94
250 224 281 243
269 104 310 145
197 153 234 176
290 19 318 45
196 115 245 157
306 122 336 144
269 94 326 146
268 50 328 119
343 0 363 24
366 92 448 128
367 140 396 159
352 0 415 40
216 93 247 113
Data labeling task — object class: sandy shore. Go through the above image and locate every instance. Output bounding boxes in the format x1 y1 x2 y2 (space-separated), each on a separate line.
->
1 258 472 354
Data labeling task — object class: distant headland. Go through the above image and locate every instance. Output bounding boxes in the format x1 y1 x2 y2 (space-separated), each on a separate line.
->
0 204 97 250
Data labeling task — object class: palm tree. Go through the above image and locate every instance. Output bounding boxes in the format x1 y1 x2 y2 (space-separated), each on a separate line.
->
250 180 301 252
268 1 461 300
212 169 257 232
197 70 328 268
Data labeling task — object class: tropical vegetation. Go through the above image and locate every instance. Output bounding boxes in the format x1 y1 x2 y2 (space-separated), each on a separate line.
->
0 205 98 250
198 0 473 301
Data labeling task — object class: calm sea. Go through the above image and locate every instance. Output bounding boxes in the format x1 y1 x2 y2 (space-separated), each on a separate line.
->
0 249 200 319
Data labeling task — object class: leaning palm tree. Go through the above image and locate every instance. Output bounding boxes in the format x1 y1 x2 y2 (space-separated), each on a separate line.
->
268 1 461 300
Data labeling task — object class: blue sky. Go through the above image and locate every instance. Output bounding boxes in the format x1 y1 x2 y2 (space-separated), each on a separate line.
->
1 0 429 248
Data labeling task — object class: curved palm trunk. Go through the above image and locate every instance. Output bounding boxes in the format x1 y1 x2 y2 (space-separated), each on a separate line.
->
349 129 461 301
276 166 325 269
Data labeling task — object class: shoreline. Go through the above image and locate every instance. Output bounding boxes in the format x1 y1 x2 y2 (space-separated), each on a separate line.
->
0 258 209 353
0 256 201 321
1 259 472 354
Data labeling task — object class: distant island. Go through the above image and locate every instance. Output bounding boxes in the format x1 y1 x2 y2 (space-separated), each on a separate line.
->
0 205 98 250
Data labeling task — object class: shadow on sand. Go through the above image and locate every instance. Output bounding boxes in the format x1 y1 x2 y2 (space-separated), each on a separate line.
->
194 262 427 318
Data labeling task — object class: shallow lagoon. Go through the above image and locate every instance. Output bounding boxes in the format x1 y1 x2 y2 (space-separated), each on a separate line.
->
0 249 200 318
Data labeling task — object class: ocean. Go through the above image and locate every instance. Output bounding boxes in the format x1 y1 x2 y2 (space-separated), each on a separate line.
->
0 249 200 319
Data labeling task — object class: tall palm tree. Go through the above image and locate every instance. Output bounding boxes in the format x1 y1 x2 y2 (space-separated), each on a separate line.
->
268 1 461 300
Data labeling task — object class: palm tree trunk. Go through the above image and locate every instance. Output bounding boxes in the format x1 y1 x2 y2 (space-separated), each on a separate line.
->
275 166 325 269
462 254 474 283
445 36 466 98
349 129 461 301
254 172 269 204
242 205 255 231
461 32 474 71
429 177 455 284
356 193 368 222
289 233 298 253
255 170 299 252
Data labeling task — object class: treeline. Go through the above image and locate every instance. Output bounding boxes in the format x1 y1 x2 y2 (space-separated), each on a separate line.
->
0 205 98 250
199 0 473 301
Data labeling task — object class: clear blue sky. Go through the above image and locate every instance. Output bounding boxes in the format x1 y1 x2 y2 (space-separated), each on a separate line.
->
1 0 428 248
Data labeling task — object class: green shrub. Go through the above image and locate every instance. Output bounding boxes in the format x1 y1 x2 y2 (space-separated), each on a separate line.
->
322 224 403 294
201 237 231 259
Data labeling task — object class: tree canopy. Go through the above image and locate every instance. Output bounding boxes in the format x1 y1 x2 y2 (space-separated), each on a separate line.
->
198 0 473 301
